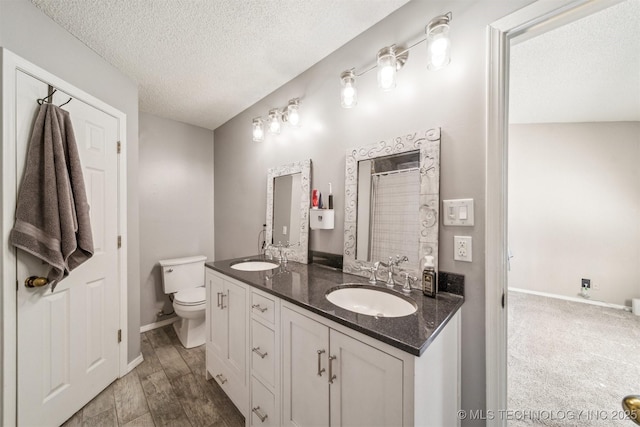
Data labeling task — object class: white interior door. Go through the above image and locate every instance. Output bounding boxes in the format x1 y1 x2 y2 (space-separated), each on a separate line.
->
16 70 120 427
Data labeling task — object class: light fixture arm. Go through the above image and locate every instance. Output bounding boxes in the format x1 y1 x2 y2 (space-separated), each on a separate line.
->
343 11 452 80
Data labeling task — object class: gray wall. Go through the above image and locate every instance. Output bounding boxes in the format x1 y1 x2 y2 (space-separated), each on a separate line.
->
139 113 215 328
213 0 533 421
508 122 640 306
0 0 141 362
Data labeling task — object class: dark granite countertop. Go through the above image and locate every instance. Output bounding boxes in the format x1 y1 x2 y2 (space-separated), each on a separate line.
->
206 257 464 356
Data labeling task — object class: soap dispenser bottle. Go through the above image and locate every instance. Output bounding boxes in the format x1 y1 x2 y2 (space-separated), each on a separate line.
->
422 255 437 298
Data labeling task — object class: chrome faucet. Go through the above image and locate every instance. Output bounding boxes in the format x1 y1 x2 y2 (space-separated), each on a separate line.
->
360 262 380 284
264 242 284 263
265 241 299 265
380 255 409 288
400 271 417 294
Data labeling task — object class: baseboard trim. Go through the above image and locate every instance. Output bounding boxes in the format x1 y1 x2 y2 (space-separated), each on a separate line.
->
126 353 144 374
140 316 179 333
509 287 630 311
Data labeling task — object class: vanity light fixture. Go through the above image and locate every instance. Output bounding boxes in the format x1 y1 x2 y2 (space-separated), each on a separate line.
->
339 12 452 107
377 46 398 91
283 98 300 127
268 109 281 134
426 12 452 70
252 117 264 142
251 98 301 141
340 70 357 108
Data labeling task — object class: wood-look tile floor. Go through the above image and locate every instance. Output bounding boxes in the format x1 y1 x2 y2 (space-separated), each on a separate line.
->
61 324 245 427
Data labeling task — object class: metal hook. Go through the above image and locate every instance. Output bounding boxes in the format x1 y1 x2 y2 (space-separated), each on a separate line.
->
59 97 72 108
36 88 72 108
37 88 57 105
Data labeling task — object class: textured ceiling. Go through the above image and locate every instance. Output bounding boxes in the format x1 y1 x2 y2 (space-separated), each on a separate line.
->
31 0 410 130
510 0 640 124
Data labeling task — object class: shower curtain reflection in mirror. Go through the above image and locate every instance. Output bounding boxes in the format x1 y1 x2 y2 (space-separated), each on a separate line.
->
356 151 420 265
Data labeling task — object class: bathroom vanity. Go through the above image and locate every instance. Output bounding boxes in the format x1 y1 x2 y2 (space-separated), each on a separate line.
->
205 259 463 427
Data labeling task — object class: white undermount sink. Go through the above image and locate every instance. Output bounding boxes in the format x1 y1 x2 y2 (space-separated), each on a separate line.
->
230 260 279 271
325 284 417 318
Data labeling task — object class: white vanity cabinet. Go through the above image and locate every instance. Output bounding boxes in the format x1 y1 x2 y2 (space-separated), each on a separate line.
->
281 306 403 427
205 269 249 417
281 301 461 427
205 267 461 427
249 289 280 427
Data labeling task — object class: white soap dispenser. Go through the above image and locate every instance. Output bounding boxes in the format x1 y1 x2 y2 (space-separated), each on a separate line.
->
422 255 437 298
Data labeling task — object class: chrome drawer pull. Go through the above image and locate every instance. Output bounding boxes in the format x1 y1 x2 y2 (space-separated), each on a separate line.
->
317 349 326 376
252 406 268 423
215 374 227 384
220 292 227 309
252 347 268 359
216 292 222 308
252 304 268 313
328 355 337 384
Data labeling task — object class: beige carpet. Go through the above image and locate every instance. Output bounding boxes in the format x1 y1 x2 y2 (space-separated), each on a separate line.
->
508 291 640 426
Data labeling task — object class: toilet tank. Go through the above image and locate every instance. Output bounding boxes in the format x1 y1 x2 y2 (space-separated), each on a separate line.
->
158 255 207 294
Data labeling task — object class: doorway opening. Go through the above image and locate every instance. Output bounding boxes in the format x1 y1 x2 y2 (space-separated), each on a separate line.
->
507 1 640 418
486 0 640 424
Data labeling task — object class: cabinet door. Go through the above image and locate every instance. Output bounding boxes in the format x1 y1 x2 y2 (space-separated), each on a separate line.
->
329 330 403 427
226 280 247 382
282 308 330 427
208 273 227 358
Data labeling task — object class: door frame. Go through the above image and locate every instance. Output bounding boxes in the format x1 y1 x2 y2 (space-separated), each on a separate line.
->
1 48 129 426
485 0 626 424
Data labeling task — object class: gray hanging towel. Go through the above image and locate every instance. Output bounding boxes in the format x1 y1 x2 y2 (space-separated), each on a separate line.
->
10 103 94 291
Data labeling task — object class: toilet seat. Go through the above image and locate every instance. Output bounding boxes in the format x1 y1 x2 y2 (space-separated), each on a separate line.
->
174 287 205 306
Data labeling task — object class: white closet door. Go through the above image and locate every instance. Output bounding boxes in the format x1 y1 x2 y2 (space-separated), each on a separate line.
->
16 71 121 427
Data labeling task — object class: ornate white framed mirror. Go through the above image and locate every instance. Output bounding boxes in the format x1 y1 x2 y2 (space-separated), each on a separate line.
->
343 129 441 280
266 159 311 263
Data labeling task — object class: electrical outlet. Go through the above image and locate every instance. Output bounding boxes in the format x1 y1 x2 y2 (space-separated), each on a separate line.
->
454 236 472 262
581 278 591 289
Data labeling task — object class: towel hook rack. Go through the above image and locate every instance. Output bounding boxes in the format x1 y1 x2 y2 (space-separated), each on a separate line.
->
37 87 73 107
59 97 72 107
37 88 56 105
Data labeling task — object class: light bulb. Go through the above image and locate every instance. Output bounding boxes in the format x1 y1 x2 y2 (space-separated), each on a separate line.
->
340 70 357 108
377 47 397 91
426 13 451 71
268 109 280 134
252 118 264 142
288 109 299 126
286 99 300 127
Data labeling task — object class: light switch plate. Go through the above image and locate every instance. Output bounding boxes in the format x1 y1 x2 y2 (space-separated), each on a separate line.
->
442 199 474 226
454 236 472 262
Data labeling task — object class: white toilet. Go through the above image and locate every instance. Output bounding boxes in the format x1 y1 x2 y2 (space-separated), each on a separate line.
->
159 255 207 348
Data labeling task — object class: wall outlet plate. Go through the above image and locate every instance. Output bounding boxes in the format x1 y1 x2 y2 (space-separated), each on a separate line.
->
581 278 591 289
454 236 472 262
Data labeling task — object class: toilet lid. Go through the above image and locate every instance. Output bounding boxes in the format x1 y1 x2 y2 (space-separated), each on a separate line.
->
174 287 205 306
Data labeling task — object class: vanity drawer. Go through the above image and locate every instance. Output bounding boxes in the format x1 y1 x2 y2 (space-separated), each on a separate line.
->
251 320 275 386
207 353 246 415
251 377 276 426
251 292 275 324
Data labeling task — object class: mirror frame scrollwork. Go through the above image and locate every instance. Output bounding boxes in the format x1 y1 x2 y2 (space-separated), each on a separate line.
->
266 159 311 264
343 128 441 280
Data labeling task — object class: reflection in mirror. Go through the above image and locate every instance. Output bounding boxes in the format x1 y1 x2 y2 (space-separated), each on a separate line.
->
344 129 440 282
356 152 421 264
266 160 311 264
272 174 302 245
